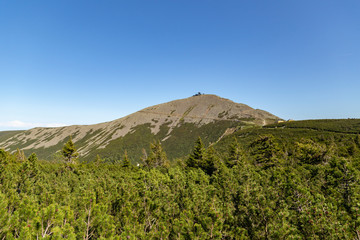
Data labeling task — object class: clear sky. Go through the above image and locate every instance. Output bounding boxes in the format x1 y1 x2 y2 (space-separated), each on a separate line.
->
1 0 359 131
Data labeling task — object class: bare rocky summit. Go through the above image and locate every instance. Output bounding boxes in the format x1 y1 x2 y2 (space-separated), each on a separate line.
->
0 94 281 161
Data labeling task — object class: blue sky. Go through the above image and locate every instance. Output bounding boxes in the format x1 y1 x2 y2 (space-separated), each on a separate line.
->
1 0 359 130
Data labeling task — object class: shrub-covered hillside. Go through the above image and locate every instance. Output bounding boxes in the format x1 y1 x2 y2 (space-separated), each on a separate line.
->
216 119 360 158
1 119 360 239
265 119 360 134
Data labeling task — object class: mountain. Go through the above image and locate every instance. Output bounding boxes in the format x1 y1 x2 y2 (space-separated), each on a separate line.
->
0 94 281 162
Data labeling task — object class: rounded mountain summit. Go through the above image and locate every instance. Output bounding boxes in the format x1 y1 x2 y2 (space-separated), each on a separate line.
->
0 94 281 161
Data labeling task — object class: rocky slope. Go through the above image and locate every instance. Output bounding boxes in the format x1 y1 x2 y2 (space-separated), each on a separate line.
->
0 94 281 161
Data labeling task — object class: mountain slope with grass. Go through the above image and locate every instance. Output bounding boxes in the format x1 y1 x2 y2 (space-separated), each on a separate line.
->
0 94 281 162
214 119 360 161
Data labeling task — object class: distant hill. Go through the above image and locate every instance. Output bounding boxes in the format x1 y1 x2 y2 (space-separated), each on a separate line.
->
0 94 281 162
214 118 360 157
265 119 360 134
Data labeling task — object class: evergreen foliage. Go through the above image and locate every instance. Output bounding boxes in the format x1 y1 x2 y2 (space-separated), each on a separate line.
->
62 136 79 164
225 138 244 168
201 146 220 176
250 135 281 168
143 141 168 168
186 136 205 168
121 151 131 168
295 139 329 164
1 120 360 239
265 118 360 134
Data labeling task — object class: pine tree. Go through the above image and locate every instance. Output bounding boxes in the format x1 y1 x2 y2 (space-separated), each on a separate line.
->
186 137 205 168
202 146 219 175
62 136 79 164
250 135 281 168
144 141 168 168
122 151 131 168
27 153 39 178
226 138 243 168
18 153 39 194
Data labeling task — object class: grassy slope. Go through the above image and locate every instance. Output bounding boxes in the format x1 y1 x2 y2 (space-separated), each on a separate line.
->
5 132 100 161
0 131 24 143
86 120 245 163
215 119 360 155
1 121 246 162
265 119 360 134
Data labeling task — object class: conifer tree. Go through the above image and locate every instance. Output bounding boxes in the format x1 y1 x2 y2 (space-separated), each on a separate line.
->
202 146 219 175
122 151 131 168
186 137 205 168
18 153 39 194
250 135 281 168
62 136 79 164
226 138 243 168
27 153 39 178
144 141 168 168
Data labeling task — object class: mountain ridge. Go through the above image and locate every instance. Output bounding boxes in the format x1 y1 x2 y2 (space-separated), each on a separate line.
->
0 94 281 161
